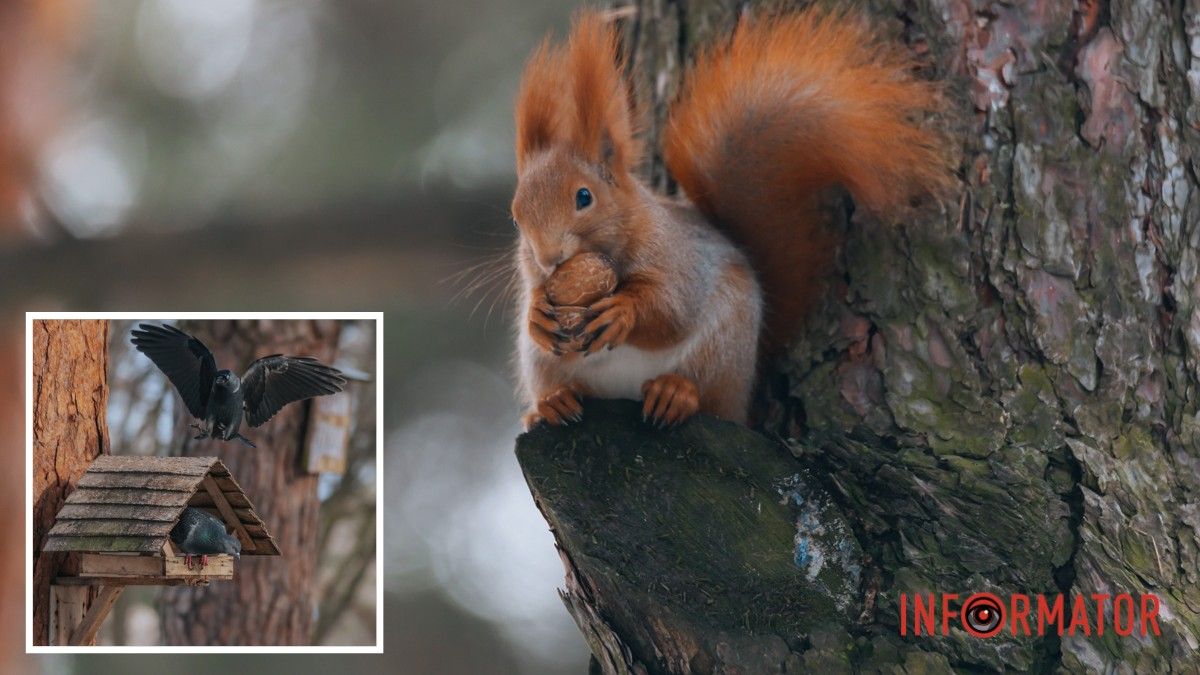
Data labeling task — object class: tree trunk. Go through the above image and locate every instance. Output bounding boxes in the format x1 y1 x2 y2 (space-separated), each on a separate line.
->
31 319 109 646
518 1 1200 672
160 320 340 646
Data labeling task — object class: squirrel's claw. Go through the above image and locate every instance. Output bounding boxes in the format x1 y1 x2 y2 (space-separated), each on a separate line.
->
584 294 636 354
528 291 565 354
528 322 558 353
529 321 562 355
641 374 700 427
535 386 584 426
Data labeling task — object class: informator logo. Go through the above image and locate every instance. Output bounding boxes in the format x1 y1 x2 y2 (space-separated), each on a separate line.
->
898 593 1162 638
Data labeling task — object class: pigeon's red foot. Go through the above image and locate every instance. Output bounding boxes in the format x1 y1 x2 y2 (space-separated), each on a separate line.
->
200 555 209 569
183 553 193 570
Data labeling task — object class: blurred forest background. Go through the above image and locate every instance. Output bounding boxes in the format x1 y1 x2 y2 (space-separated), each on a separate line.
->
3 0 587 672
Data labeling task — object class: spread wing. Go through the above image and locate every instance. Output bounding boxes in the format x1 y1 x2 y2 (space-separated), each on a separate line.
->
241 355 346 427
130 323 217 419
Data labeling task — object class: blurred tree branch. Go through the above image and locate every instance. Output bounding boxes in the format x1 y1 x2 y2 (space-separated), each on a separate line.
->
1 186 512 306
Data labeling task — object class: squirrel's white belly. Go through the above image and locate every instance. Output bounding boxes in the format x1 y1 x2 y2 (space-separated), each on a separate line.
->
570 343 685 401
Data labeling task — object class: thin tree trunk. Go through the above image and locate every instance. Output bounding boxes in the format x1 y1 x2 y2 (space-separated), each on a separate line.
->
518 1 1200 671
31 319 109 646
159 319 339 646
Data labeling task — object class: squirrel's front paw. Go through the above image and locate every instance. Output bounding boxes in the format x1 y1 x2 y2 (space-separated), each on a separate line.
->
583 293 636 354
526 386 583 427
521 409 544 430
527 292 568 355
641 374 699 428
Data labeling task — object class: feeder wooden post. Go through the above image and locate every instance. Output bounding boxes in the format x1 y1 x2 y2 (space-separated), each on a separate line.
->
67 586 123 646
49 585 88 646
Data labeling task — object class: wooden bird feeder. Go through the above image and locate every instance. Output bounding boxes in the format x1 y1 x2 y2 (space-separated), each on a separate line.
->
42 455 280 646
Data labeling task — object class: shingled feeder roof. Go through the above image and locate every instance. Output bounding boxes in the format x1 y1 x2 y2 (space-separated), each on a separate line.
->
44 455 279 556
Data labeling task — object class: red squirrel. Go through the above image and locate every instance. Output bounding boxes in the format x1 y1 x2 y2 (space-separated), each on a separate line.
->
511 8 953 429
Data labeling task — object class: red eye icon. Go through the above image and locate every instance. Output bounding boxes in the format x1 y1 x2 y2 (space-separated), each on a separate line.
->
962 593 1005 638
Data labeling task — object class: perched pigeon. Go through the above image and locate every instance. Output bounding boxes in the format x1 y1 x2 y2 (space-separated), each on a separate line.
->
131 323 346 447
170 506 242 569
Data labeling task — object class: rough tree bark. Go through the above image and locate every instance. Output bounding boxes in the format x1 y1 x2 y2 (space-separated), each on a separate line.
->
518 0 1200 672
160 320 340 646
31 319 109 646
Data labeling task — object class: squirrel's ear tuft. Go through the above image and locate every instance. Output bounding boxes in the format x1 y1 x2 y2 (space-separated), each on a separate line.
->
565 11 639 179
515 38 566 173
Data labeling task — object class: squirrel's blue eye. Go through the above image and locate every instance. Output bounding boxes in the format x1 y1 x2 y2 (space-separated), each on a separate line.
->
575 187 593 210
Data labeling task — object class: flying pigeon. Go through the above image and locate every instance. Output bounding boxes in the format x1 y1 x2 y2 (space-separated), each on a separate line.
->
170 506 242 569
131 323 346 448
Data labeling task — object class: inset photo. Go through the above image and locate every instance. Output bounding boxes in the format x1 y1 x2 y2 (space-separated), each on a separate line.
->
27 313 381 652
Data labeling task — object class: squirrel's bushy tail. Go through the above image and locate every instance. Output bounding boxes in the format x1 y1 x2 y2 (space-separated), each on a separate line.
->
665 8 954 351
